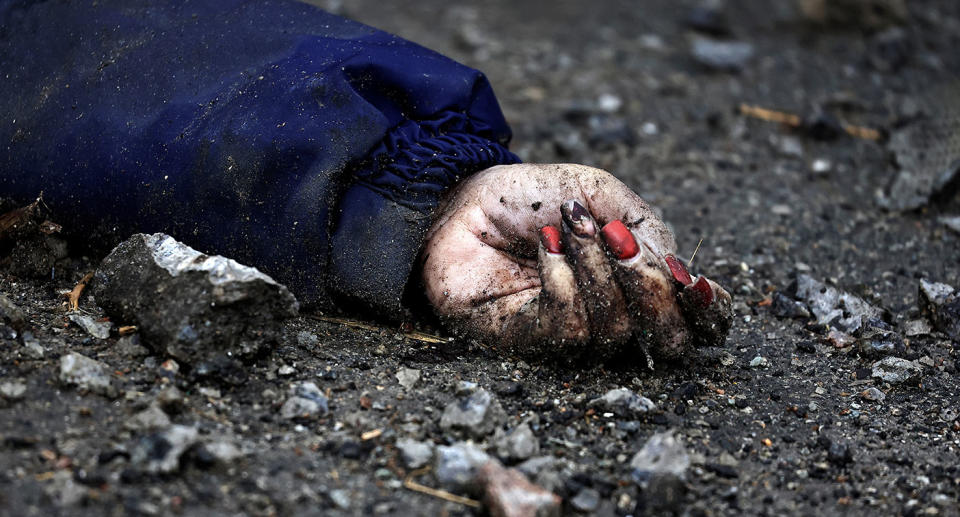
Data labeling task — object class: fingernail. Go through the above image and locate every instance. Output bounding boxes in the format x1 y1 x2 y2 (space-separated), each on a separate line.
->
560 200 595 238
600 220 639 260
539 226 563 254
685 276 714 308
665 254 693 286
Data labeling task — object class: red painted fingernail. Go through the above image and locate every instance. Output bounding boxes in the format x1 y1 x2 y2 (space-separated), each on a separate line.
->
600 220 639 260
686 276 714 308
665 254 693 286
539 226 563 254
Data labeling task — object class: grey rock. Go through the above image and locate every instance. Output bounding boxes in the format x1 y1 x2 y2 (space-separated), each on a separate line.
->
440 389 506 438
515 456 558 478
280 381 328 420
455 380 478 395
588 388 655 416
941 215 960 235
396 438 433 469
434 441 491 489
130 425 199 474
494 423 540 461
691 37 754 71
0 381 27 401
0 293 26 330
154 385 185 413
904 318 933 337
919 279 960 340
795 274 883 334
92 233 299 365
570 488 601 513
771 292 811 319
872 357 922 385
879 120 960 210
202 440 244 463
749 355 769 368
21 332 45 359
396 367 421 390
477 461 561 517
296 331 319 348
116 334 149 358
861 387 886 402
45 470 86 507
858 319 906 358
59 352 116 397
68 312 112 339
328 489 352 510
630 430 690 483
125 404 172 431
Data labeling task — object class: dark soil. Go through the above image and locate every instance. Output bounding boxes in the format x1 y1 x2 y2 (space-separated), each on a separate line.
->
3 0 960 515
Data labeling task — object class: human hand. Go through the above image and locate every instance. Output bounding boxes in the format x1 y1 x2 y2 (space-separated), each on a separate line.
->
421 163 732 360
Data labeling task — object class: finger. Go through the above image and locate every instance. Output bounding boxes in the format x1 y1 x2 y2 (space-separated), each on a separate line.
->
600 220 690 358
677 275 733 347
532 226 589 343
560 200 632 344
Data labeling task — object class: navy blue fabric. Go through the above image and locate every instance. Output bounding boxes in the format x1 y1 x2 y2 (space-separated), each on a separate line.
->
0 0 519 312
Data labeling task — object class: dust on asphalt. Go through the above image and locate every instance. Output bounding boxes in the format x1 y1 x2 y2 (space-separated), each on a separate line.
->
3 0 960 515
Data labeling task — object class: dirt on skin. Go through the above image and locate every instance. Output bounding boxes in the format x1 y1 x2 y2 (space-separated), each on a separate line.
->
3 0 960 515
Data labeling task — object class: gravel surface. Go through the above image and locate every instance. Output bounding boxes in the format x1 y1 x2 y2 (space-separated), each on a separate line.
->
3 1 960 515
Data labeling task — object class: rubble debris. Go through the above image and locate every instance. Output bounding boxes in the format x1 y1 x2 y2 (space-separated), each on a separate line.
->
630 430 690 483
396 439 434 470
872 357 922 385
124 404 172 431
68 312 112 339
0 381 27 402
587 388 655 416
130 425 199 474
0 197 70 279
21 332 45 359
494 424 540 462
434 441 491 490
59 352 117 397
858 319 906 357
92 233 299 365
794 274 884 334
690 37 754 71
396 367 421 390
771 292 810 319
861 387 886 402
440 389 506 439
919 279 960 340
0 293 26 330
476 461 561 517
941 215 960 235
279 381 329 420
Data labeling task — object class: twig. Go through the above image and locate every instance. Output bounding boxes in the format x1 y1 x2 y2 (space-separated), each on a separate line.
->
687 239 703 268
738 103 881 141
309 315 448 344
403 467 481 508
65 272 94 311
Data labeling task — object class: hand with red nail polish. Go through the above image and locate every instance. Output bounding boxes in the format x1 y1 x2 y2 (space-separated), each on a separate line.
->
421 163 732 362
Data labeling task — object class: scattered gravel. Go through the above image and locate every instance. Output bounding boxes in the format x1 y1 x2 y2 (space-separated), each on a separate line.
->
58 352 117 397
440 389 506 439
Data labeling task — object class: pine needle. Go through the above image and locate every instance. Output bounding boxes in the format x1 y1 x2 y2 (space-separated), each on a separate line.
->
687 239 703 268
309 315 448 344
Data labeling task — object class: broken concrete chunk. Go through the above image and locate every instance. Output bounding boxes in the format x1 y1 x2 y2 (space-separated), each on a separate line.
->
59 352 117 397
130 425 199 474
919 279 960 340
124 404 172 431
68 313 112 339
396 367 421 390
92 233 299 365
279 381 329 420
588 388 656 416
396 438 434 470
434 441 491 490
795 274 884 334
494 424 540 462
440 389 506 439
0 293 26 330
630 430 690 483
477 461 561 517
872 357 922 385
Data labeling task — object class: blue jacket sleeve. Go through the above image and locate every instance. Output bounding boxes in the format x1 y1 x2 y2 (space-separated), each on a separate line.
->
0 0 519 313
